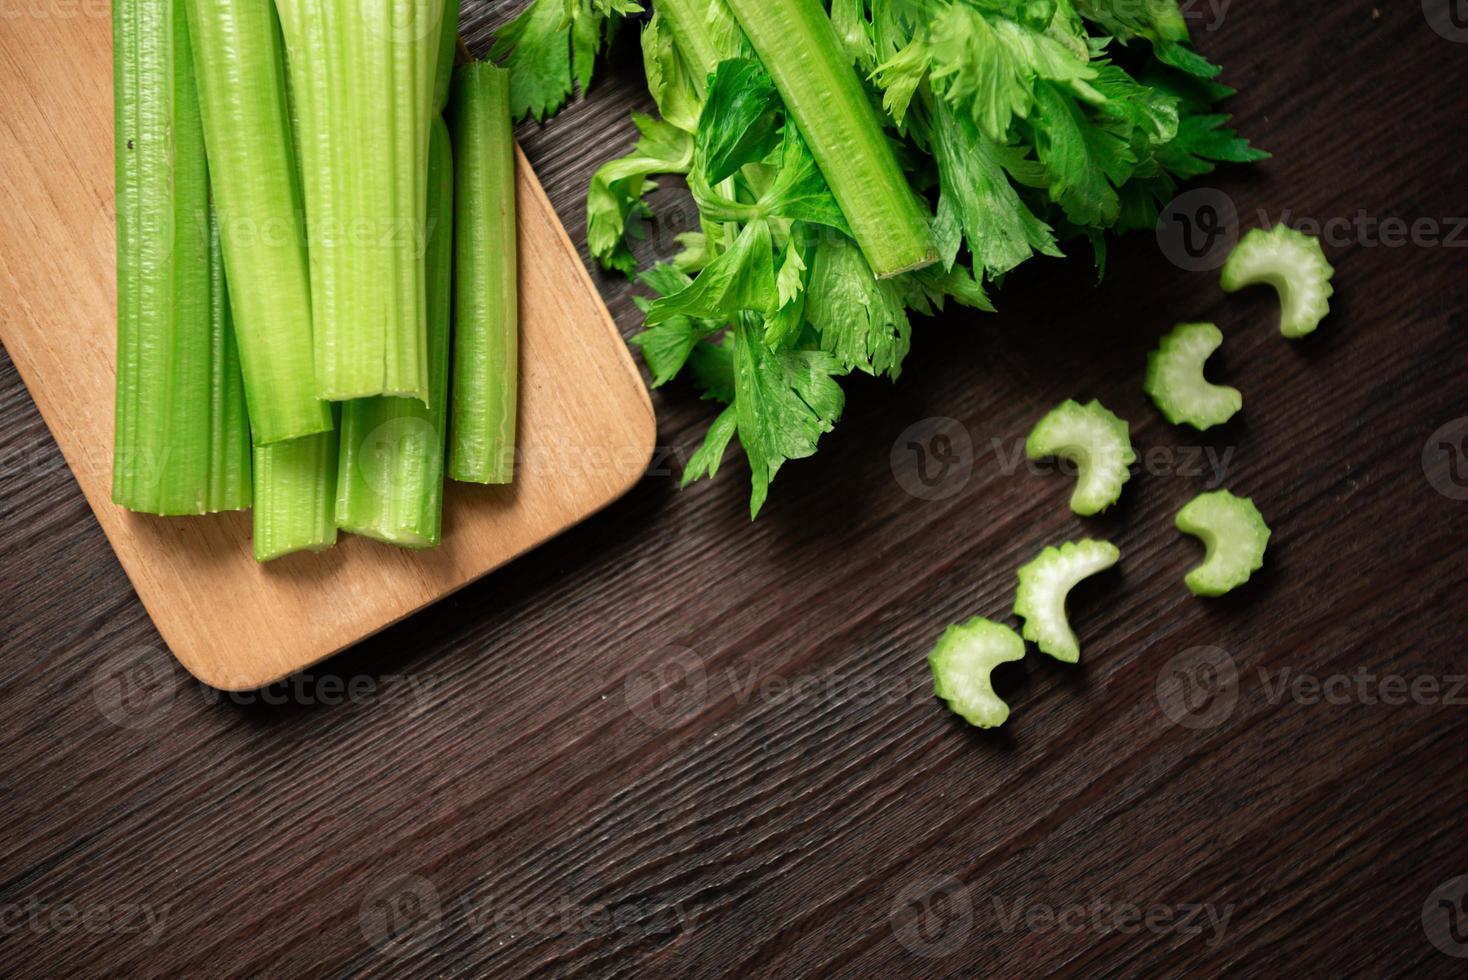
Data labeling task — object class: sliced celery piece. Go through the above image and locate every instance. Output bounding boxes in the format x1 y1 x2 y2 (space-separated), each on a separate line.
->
1221 225 1335 339
449 62 519 485
185 0 330 444
273 0 447 401
1014 540 1120 663
253 411 339 562
1025 399 1136 516
928 618 1026 729
1175 490 1271 597
336 119 454 548
1144 322 1242 431
721 0 937 278
113 0 250 514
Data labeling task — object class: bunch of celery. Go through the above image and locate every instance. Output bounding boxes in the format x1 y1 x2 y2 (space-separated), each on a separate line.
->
114 0 521 561
494 0 1266 516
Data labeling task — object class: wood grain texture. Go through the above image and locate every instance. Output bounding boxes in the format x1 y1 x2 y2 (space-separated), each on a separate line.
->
0 2 655 689
2 1 1468 977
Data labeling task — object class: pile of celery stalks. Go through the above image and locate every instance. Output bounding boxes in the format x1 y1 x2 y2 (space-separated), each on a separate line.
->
113 0 517 561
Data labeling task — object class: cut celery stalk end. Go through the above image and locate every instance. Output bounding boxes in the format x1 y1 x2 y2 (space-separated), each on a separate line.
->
1014 540 1120 663
1175 490 1271 597
1221 225 1335 339
113 0 251 515
185 0 330 444
928 618 1026 729
449 62 519 485
253 416 340 563
1025 399 1136 516
1144 322 1242 431
336 119 455 548
722 0 937 279
274 0 446 402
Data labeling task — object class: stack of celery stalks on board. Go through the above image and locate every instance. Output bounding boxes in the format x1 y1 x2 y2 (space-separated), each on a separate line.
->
492 0 1267 516
112 0 518 560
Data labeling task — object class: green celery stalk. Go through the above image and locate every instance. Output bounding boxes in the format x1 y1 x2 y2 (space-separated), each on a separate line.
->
253 408 339 562
273 0 446 401
113 0 251 514
203 205 254 509
653 0 731 81
335 118 454 547
721 0 937 278
434 0 459 112
448 62 518 485
185 0 330 444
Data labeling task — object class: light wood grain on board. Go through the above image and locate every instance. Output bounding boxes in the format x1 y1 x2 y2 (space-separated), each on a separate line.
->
0 1 655 689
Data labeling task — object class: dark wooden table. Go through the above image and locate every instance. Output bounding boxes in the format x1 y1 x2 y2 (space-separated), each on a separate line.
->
4 2 1467 976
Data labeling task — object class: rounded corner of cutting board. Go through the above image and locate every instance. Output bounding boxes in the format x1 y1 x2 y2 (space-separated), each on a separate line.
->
588 387 659 517
514 144 661 522
164 635 285 693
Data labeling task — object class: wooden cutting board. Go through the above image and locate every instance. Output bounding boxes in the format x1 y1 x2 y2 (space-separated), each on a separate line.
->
0 3 655 690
